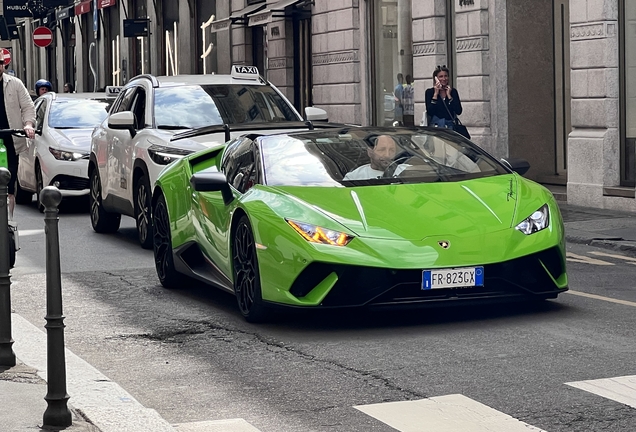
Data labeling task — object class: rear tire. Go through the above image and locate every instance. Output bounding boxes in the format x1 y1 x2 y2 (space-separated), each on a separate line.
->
89 169 121 233
233 216 269 323
152 193 180 289
134 174 153 249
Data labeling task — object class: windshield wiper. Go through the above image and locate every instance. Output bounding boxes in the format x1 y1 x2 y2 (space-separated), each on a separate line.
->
157 125 192 130
54 126 82 129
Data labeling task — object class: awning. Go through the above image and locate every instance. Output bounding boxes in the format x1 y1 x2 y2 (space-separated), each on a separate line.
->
209 2 267 33
248 0 306 26
74 0 92 16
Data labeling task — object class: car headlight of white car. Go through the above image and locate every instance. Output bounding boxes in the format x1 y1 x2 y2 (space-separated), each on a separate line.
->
148 144 195 165
49 147 88 161
515 204 550 235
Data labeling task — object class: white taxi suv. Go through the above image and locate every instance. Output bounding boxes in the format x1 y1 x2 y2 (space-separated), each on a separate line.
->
88 66 330 249
16 91 115 211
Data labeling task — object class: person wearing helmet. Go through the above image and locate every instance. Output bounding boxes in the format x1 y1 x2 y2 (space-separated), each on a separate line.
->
35 79 53 96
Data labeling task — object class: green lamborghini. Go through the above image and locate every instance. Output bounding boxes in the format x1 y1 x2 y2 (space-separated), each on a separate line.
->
151 126 568 322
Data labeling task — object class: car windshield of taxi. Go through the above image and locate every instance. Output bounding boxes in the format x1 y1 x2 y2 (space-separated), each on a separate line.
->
261 128 509 187
154 84 302 130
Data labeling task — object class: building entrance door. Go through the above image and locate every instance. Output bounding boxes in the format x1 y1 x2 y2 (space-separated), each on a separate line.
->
553 0 571 182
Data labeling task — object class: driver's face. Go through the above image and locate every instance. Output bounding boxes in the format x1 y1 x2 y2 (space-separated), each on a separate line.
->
369 136 397 170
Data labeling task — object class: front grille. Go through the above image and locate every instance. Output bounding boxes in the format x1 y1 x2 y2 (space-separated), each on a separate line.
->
289 247 566 307
50 175 89 190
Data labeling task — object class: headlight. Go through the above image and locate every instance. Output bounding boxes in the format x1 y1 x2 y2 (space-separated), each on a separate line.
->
515 204 549 235
287 219 354 246
49 147 87 161
148 144 194 165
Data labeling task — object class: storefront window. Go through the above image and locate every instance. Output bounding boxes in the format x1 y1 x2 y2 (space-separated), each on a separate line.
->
622 1 636 185
372 0 413 126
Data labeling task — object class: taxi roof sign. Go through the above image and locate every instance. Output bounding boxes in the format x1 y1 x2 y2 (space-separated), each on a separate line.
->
105 86 122 98
231 65 260 80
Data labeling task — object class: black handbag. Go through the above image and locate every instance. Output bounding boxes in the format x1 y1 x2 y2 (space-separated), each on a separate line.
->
441 98 471 139
452 117 471 140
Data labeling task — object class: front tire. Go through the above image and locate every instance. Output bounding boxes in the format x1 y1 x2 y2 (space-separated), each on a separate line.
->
134 174 153 249
89 169 121 233
35 164 45 213
233 216 268 323
152 193 180 289
15 181 33 205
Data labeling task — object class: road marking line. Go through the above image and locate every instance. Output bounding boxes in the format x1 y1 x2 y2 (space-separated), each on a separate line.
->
173 419 262 431
566 375 636 409
566 290 636 307
589 251 636 264
566 252 614 265
354 394 547 432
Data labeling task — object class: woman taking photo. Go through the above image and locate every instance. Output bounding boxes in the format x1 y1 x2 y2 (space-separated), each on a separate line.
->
425 65 467 137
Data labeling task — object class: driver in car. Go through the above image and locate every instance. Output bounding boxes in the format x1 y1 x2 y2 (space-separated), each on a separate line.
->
343 135 400 180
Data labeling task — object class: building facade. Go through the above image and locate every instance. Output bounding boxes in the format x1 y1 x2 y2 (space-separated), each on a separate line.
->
0 0 634 212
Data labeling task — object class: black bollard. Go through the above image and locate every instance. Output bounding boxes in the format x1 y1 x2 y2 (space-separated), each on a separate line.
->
40 186 72 428
0 167 16 367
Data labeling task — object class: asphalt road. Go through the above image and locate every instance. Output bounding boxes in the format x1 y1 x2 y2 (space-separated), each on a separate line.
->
8 199 636 431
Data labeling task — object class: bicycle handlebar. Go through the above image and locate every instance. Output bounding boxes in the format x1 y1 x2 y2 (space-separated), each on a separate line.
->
0 129 28 137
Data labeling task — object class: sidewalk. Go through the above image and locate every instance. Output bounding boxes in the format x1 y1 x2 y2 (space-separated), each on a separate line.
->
3 200 636 431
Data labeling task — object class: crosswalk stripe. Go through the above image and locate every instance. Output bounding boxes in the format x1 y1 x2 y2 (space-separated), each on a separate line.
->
354 394 547 432
566 252 614 265
566 375 636 409
589 250 636 264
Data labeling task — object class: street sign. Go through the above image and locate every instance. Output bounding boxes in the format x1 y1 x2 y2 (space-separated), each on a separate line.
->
33 26 53 48
0 48 11 66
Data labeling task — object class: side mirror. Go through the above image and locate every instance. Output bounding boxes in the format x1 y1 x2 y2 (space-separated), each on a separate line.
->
501 157 531 176
108 111 136 137
190 172 234 205
305 106 328 122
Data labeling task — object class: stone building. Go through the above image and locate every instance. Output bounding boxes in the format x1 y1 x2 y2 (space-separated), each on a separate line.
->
1 0 634 211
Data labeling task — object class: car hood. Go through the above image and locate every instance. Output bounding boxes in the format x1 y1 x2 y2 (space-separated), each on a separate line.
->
50 128 94 151
271 175 521 240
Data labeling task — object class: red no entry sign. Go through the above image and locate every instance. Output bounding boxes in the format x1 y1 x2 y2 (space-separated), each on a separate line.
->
33 26 53 48
0 48 11 66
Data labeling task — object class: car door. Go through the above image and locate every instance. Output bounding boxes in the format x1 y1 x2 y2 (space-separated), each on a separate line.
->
103 87 137 205
195 138 256 277
18 98 47 191
118 85 148 206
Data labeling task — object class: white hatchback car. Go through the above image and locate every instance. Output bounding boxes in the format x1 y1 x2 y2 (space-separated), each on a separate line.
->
16 92 115 210
89 66 330 249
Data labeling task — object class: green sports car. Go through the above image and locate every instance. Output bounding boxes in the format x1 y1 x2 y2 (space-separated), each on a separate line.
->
151 126 568 322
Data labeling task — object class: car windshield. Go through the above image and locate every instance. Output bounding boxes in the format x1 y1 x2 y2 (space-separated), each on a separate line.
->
154 84 300 129
48 99 111 128
261 128 509 187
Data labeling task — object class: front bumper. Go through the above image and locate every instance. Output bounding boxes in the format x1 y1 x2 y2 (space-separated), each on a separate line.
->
41 156 89 197
278 246 567 308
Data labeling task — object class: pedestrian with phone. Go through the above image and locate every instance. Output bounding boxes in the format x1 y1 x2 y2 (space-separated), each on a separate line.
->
425 65 469 138
0 51 36 219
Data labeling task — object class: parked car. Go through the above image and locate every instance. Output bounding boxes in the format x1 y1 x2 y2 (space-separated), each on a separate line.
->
88 65 329 249
16 92 115 210
150 126 568 322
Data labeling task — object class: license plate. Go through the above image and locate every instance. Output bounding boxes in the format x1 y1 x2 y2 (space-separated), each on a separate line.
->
422 267 484 290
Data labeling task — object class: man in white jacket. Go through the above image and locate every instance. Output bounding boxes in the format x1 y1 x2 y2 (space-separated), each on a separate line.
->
0 51 36 219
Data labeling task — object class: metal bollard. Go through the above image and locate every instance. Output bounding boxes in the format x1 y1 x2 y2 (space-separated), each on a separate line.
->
40 186 72 428
0 167 16 367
